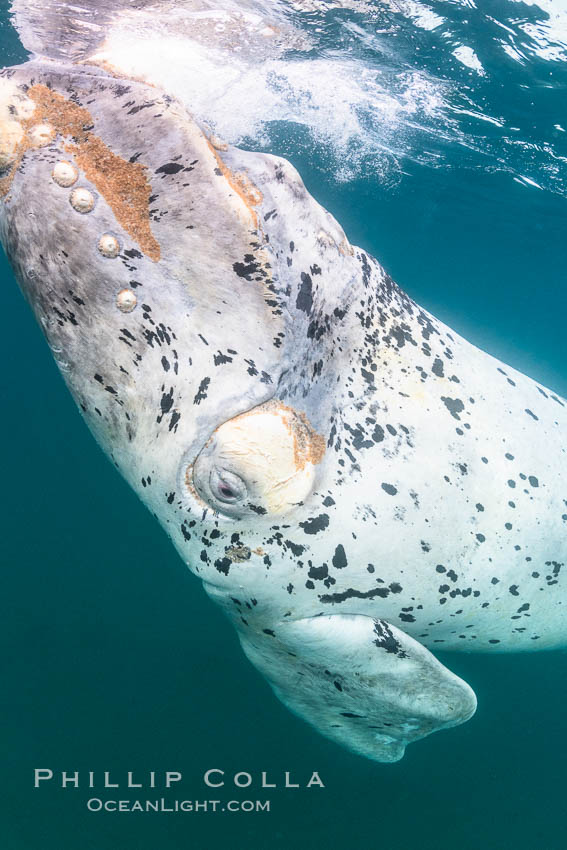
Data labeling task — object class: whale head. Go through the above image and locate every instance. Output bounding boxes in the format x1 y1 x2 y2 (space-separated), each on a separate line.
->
0 61 373 595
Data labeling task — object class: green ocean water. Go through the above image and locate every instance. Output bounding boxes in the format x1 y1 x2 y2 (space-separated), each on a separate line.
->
1 2 567 848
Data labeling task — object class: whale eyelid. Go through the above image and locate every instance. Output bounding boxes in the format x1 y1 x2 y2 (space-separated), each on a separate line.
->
209 467 247 505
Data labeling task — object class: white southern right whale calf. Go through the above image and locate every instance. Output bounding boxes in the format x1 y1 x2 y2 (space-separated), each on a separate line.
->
1 0 565 762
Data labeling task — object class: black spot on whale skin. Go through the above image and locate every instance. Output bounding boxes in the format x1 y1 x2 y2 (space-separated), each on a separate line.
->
509 585 519 596
344 423 373 451
388 324 410 349
525 409 539 421
399 612 416 623
322 495 335 507
127 101 155 115
296 272 313 314
307 318 328 341
193 377 210 405
160 388 174 414
381 483 398 496
233 254 263 281
155 162 184 174
332 544 348 569
373 620 407 658
360 253 372 287
214 557 232 576
213 351 233 366
113 84 132 98
441 396 465 420
432 357 444 377
299 514 330 535
308 564 328 580
320 586 390 603
285 540 305 556
372 424 385 443
529 475 539 487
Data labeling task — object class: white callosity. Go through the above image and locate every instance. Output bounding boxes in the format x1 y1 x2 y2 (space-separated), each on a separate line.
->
69 187 95 213
0 78 34 169
52 160 78 187
0 119 23 169
193 405 319 516
28 122 55 147
116 288 137 312
98 233 120 258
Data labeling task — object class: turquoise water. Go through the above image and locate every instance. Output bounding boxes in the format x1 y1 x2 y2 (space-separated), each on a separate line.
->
1 1 567 848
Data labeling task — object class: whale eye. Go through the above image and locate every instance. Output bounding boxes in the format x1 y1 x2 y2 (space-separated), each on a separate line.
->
209 467 247 505
187 402 325 519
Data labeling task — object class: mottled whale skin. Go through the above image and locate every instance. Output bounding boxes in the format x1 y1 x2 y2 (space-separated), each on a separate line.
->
1 49 566 762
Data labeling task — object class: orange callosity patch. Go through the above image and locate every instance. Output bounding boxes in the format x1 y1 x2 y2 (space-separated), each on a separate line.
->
1 84 160 262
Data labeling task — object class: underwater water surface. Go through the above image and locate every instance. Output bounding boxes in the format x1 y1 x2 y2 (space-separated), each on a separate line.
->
1 1 567 848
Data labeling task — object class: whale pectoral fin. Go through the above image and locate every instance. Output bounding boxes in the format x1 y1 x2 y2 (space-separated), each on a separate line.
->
238 614 476 762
